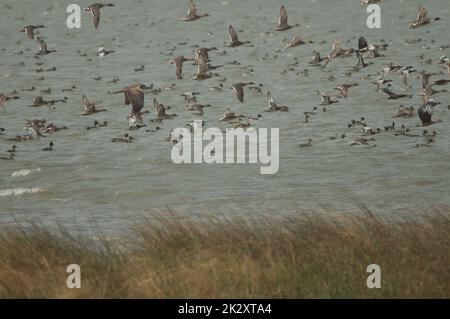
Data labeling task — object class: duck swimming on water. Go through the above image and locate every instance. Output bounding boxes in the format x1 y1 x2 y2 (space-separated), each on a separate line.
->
112 134 134 143
42 141 54 151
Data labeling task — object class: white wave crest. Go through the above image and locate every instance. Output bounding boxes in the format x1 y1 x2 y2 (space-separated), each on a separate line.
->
11 168 42 178
0 187 45 197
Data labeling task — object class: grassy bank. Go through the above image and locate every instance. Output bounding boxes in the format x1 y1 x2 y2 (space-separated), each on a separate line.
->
0 209 449 298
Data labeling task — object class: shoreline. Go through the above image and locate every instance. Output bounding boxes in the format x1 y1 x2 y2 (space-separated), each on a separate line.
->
0 210 448 298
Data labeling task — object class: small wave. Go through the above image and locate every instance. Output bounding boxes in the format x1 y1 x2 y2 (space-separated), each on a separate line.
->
0 187 45 197
11 168 42 178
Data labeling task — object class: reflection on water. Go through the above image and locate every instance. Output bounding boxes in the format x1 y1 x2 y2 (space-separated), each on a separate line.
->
0 0 449 234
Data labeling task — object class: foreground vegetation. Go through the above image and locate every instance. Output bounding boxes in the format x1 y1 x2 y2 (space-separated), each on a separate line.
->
0 209 449 298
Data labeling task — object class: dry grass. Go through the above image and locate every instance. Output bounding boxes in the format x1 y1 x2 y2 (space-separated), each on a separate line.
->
0 209 449 298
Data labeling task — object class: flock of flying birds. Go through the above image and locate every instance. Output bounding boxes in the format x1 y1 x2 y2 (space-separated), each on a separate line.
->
1 1 449 161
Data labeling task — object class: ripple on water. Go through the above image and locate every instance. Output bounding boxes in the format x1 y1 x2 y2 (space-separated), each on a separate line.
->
0 187 45 197
11 168 42 178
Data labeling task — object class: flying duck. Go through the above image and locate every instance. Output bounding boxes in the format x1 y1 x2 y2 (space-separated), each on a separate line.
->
285 34 312 49
194 47 217 61
354 52 372 69
82 95 106 115
84 3 115 29
192 56 212 80
382 88 412 100
182 0 209 21
36 37 56 55
334 83 358 98
227 25 251 47
231 82 254 103
418 103 434 126
18 25 45 39
0 95 6 110
153 99 177 120
317 91 339 105
170 56 195 79
265 91 288 112
410 6 440 29
113 84 147 120
323 40 354 67
275 6 300 31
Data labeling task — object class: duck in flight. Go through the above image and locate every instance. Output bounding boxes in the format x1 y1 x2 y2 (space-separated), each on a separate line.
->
353 52 372 70
36 37 56 55
113 84 147 124
418 102 441 126
19 25 45 39
334 84 358 98
275 6 300 31
194 47 217 62
219 109 244 123
285 34 312 49
0 95 6 111
317 91 339 105
322 40 354 67
182 0 209 21
409 6 440 29
81 95 106 115
227 25 251 47
192 56 212 80
153 99 177 120
231 82 254 103
170 56 195 79
84 3 115 29
265 91 288 112
382 88 412 100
